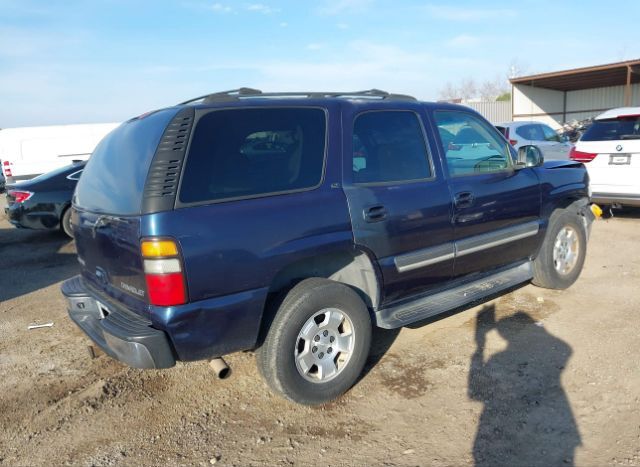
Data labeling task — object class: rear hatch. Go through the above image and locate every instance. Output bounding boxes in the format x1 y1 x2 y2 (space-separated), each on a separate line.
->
72 108 182 314
575 115 640 193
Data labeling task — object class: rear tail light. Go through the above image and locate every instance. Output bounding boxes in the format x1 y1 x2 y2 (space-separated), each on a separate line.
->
569 147 597 163
141 239 187 306
509 139 518 146
8 190 33 203
504 128 517 146
2 160 12 177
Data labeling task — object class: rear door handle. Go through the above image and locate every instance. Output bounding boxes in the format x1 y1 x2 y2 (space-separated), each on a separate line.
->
364 205 388 222
454 191 474 209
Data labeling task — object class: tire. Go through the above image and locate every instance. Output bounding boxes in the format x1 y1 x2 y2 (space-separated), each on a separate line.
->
599 204 613 219
61 207 74 238
256 278 372 405
532 209 587 289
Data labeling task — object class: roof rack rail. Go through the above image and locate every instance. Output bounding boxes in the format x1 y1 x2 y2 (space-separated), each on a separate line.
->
179 88 417 105
179 88 263 105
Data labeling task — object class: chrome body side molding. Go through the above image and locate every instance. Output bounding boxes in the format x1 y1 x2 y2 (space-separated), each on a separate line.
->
393 221 540 273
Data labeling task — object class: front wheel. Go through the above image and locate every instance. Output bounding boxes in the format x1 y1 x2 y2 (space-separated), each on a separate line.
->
532 210 587 289
256 278 372 405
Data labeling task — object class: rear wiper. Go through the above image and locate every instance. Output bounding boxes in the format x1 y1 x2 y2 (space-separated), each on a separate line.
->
620 134 640 140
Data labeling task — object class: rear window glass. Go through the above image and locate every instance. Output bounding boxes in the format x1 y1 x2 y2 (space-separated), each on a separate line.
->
180 108 326 204
75 108 180 215
581 117 640 141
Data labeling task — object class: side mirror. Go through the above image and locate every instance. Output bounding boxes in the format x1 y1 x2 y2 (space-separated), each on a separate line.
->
517 145 544 168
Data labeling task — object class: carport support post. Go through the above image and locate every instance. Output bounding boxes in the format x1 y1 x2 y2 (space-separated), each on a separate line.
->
624 65 632 107
562 91 567 124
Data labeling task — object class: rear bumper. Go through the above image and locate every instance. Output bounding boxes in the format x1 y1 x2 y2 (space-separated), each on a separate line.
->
591 193 640 207
62 276 176 369
5 204 23 227
4 204 23 227
62 275 268 366
4 203 61 230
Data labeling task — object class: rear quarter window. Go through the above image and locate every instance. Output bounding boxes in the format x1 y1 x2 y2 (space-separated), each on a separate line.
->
179 108 326 204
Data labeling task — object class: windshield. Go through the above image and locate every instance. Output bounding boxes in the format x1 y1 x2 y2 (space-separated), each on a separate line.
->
581 117 640 141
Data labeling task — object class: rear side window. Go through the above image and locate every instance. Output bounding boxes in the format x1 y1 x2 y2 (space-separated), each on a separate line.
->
352 111 432 184
515 124 545 141
66 169 83 181
180 108 326 204
581 117 640 141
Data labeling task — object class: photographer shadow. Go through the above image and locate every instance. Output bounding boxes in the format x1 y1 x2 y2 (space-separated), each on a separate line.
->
469 305 581 466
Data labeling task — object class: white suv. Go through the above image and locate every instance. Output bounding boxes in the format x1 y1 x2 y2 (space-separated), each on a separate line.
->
571 107 640 208
496 121 573 160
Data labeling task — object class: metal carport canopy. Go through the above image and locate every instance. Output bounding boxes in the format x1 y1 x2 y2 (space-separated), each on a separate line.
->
510 59 640 106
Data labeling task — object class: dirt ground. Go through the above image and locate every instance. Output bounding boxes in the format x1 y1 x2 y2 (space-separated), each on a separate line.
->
1 201 639 467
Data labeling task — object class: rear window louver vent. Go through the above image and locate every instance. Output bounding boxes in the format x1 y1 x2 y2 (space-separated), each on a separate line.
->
142 107 195 214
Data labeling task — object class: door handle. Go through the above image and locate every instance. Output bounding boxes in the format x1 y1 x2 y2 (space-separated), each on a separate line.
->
454 191 474 209
363 205 388 222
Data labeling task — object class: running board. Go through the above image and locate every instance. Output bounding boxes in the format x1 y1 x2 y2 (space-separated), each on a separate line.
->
375 262 533 329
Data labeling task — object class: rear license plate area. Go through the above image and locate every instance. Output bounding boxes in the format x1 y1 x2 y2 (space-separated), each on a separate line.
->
609 154 631 165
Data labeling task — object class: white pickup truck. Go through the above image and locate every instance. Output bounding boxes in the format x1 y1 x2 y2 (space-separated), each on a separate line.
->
0 122 119 183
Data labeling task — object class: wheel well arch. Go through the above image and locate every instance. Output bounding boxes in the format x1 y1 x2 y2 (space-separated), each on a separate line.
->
267 248 381 310
542 195 589 221
60 202 71 218
255 248 381 348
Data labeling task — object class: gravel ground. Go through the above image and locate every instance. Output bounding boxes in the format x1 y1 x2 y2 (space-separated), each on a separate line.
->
1 200 639 466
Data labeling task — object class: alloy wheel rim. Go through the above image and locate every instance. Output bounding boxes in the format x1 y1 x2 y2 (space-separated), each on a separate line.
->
294 308 355 383
553 226 580 275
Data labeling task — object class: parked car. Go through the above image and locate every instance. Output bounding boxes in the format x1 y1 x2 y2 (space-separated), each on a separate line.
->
4 161 85 237
570 107 640 208
496 121 573 160
61 89 594 405
0 122 118 184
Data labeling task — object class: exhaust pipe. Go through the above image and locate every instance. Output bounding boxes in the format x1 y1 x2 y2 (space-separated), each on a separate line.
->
209 357 231 379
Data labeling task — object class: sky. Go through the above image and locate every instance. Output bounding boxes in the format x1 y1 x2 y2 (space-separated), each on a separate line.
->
1 0 638 127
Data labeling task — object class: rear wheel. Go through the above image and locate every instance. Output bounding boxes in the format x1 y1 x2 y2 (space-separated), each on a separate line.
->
532 210 587 289
256 278 371 405
61 207 73 238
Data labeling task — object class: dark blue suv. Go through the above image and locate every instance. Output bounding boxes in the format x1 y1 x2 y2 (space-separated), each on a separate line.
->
62 89 593 405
